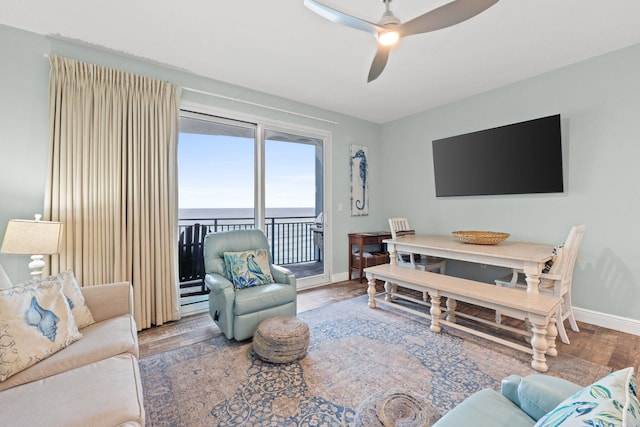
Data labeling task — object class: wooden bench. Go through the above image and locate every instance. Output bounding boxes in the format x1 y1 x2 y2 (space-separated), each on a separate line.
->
364 264 562 372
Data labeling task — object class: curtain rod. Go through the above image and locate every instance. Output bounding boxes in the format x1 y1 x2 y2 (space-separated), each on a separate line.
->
182 86 339 126
43 55 337 125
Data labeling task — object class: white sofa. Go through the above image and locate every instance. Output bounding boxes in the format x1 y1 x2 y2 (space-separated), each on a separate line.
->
0 281 145 427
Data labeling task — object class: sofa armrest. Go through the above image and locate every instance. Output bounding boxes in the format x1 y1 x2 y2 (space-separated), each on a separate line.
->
81 281 134 323
501 374 582 421
271 264 296 286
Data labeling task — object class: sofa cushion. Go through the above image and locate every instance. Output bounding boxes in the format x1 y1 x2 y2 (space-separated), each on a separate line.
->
0 353 145 427
534 367 640 427
224 248 274 288
0 314 137 391
22 270 95 329
433 388 536 427
0 279 82 382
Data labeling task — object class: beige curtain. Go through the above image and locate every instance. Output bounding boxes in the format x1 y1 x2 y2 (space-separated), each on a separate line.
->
45 55 180 329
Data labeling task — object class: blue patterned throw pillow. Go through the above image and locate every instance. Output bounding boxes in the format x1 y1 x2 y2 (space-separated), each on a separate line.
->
223 249 274 289
535 367 640 427
0 279 82 381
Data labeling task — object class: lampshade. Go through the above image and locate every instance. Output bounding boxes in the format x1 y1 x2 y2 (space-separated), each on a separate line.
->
1 218 64 255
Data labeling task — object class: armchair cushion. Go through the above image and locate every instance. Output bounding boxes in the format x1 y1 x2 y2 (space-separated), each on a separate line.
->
534 367 639 427
223 248 274 288
234 283 297 316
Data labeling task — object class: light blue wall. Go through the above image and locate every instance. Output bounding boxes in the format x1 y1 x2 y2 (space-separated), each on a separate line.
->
380 43 640 322
0 24 382 283
2 23 638 324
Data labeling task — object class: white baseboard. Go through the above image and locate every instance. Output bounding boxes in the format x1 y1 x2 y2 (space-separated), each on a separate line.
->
180 299 208 317
574 307 640 336
331 272 349 283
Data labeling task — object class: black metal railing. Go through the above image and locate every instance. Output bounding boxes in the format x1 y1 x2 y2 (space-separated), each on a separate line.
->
178 216 318 297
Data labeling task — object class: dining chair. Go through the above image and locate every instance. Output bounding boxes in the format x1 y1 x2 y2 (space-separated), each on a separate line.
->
388 218 447 274
495 224 586 344
388 218 447 301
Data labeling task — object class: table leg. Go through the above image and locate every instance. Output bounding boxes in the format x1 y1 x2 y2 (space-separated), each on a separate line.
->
367 275 377 308
530 322 549 372
546 312 558 357
429 293 442 332
389 247 397 266
523 264 542 294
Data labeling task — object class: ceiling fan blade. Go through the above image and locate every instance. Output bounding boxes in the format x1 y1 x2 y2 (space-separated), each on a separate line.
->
399 0 498 37
304 0 382 38
367 46 391 83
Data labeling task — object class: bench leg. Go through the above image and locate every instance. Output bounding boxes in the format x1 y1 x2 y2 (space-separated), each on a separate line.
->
530 322 549 372
546 312 558 357
384 280 396 302
429 293 442 332
446 297 457 322
367 275 377 308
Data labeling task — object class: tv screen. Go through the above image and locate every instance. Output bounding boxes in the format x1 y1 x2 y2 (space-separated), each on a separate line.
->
432 114 563 197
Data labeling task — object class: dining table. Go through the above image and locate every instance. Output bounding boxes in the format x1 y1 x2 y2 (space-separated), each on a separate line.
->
383 234 555 293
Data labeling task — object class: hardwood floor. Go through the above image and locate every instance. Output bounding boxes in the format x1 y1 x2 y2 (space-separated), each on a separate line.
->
138 280 640 372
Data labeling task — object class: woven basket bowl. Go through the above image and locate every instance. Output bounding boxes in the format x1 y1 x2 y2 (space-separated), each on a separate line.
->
452 231 510 245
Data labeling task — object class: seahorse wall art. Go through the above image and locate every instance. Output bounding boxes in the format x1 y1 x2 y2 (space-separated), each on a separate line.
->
350 144 369 216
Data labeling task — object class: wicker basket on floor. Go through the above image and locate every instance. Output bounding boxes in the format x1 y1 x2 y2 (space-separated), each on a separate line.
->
354 388 441 427
253 316 310 363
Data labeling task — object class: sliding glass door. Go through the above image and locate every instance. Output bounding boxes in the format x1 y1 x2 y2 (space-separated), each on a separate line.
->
177 111 329 309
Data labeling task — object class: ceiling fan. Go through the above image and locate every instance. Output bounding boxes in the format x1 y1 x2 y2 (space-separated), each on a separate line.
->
304 0 499 82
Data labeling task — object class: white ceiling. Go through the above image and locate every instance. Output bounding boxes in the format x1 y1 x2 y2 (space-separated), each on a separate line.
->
2 0 640 123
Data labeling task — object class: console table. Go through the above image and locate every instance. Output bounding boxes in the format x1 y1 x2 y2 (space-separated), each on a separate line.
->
348 231 392 282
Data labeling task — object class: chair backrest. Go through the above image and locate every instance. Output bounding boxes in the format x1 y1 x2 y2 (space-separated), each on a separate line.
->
388 217 411 239
178 223 209 283
203 229 272 277
542 225 586 296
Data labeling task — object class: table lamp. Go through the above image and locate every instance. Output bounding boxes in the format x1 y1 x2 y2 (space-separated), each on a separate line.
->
1 214 64 278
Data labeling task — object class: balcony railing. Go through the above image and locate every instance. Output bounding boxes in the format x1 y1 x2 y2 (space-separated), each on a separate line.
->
178 216 318 297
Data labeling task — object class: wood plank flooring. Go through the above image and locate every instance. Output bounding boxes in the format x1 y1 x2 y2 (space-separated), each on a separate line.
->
138 280 640 372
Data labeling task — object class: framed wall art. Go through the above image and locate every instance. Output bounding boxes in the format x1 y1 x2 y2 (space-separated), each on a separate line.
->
350 144 368 216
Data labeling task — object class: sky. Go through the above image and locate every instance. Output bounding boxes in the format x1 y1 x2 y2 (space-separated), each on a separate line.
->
178 132 318 209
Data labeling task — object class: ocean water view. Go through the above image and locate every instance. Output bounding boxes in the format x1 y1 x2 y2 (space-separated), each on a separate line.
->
179 207 317 221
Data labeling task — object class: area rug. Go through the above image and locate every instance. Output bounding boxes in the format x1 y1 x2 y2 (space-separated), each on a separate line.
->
139 296 611 426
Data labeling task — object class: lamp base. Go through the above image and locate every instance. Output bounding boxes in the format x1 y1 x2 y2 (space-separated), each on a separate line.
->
28 255 45 279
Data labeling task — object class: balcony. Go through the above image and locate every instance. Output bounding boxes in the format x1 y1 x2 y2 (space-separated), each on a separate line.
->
178 215 323 302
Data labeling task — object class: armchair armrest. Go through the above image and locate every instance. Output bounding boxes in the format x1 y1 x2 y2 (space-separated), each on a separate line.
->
271 264 296 286
81 281 133 322
204 273 234 293
501 374 582 421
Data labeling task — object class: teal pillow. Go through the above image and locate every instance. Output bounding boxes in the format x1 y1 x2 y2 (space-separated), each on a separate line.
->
534 367 640 427
223 249 274 289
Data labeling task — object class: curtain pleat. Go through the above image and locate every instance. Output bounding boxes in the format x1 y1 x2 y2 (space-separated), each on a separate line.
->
45 55 180 329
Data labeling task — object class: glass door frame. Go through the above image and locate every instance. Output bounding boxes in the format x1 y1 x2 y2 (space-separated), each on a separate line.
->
181 101 332 289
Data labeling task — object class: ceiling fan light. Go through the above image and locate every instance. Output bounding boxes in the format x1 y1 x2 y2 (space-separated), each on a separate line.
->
379 30 399 46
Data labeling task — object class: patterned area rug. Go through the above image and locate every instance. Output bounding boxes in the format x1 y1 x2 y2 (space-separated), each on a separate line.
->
139 296 611 426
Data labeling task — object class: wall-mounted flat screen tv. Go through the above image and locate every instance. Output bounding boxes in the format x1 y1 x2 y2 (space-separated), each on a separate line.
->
432 114 563 197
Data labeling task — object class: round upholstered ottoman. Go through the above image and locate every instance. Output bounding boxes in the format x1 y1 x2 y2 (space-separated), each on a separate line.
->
354 388 441 427
253 316 310 363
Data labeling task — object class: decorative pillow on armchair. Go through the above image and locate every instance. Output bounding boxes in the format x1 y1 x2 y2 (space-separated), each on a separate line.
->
21 270 95 329
223 249 274 289
535 367 639 427
0 279 83 381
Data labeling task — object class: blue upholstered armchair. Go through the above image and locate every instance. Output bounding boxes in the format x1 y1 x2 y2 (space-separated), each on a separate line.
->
203 229 297 341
